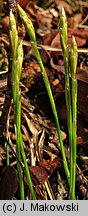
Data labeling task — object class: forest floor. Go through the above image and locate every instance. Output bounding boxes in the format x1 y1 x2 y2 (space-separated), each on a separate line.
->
0 0 88 200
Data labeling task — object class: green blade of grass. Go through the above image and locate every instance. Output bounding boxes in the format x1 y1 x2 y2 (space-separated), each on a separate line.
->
16 89 25 200
69 36 78 199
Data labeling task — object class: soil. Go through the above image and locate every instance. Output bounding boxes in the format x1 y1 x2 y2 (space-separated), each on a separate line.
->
0 0 88 200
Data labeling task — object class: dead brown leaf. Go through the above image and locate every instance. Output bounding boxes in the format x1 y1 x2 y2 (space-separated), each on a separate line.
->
39 157 59 175
55 0 73 15
24 158 59 186
0 166 18 200
16 0 29 8
51 27 88 49
43 30 57 45
36 10 52 33
29 166 48 185
68 13 82 28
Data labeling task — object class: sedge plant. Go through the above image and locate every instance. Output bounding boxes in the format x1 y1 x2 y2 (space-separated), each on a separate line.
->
60 8 78 199
17 4 70 186
9 10 36 200
9 11 24 200
59 8 73 198
17 4 78 199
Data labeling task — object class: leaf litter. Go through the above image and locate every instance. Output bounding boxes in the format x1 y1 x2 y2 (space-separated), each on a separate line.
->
0 0 88 200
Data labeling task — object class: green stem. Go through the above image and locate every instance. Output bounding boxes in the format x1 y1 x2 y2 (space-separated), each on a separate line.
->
10 9 36 200
16 89 25 200
31 42 70 185
6 142 10 165
69 36 78 199
63 51 73 195
19 132 36 200
12 57 24 199
15 85 36 200
71 78 77 199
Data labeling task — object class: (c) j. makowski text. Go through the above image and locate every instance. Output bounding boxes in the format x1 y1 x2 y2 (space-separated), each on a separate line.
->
20 202 79 212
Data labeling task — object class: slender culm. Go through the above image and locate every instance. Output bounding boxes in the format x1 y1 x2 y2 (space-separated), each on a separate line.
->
69 36 78 199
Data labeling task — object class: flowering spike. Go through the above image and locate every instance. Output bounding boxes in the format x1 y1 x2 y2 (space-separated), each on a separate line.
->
17 4 36 42
59 8 68 53
9 10 18 57
69 36 78 78
17 40 23 82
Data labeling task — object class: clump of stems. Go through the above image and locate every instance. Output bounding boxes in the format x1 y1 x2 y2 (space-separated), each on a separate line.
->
15 4 78 199
60 8 78 199
17 4 70 187
9 10 36 200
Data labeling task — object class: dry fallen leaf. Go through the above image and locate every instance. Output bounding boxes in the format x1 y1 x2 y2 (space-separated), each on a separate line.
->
68 13 82 28
51 28 88 50
28 166 48 185
39 157 59 175
16 0 29 8
36 10 52 33
55 0 73 15
0 166 18 200
24 158 59 186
